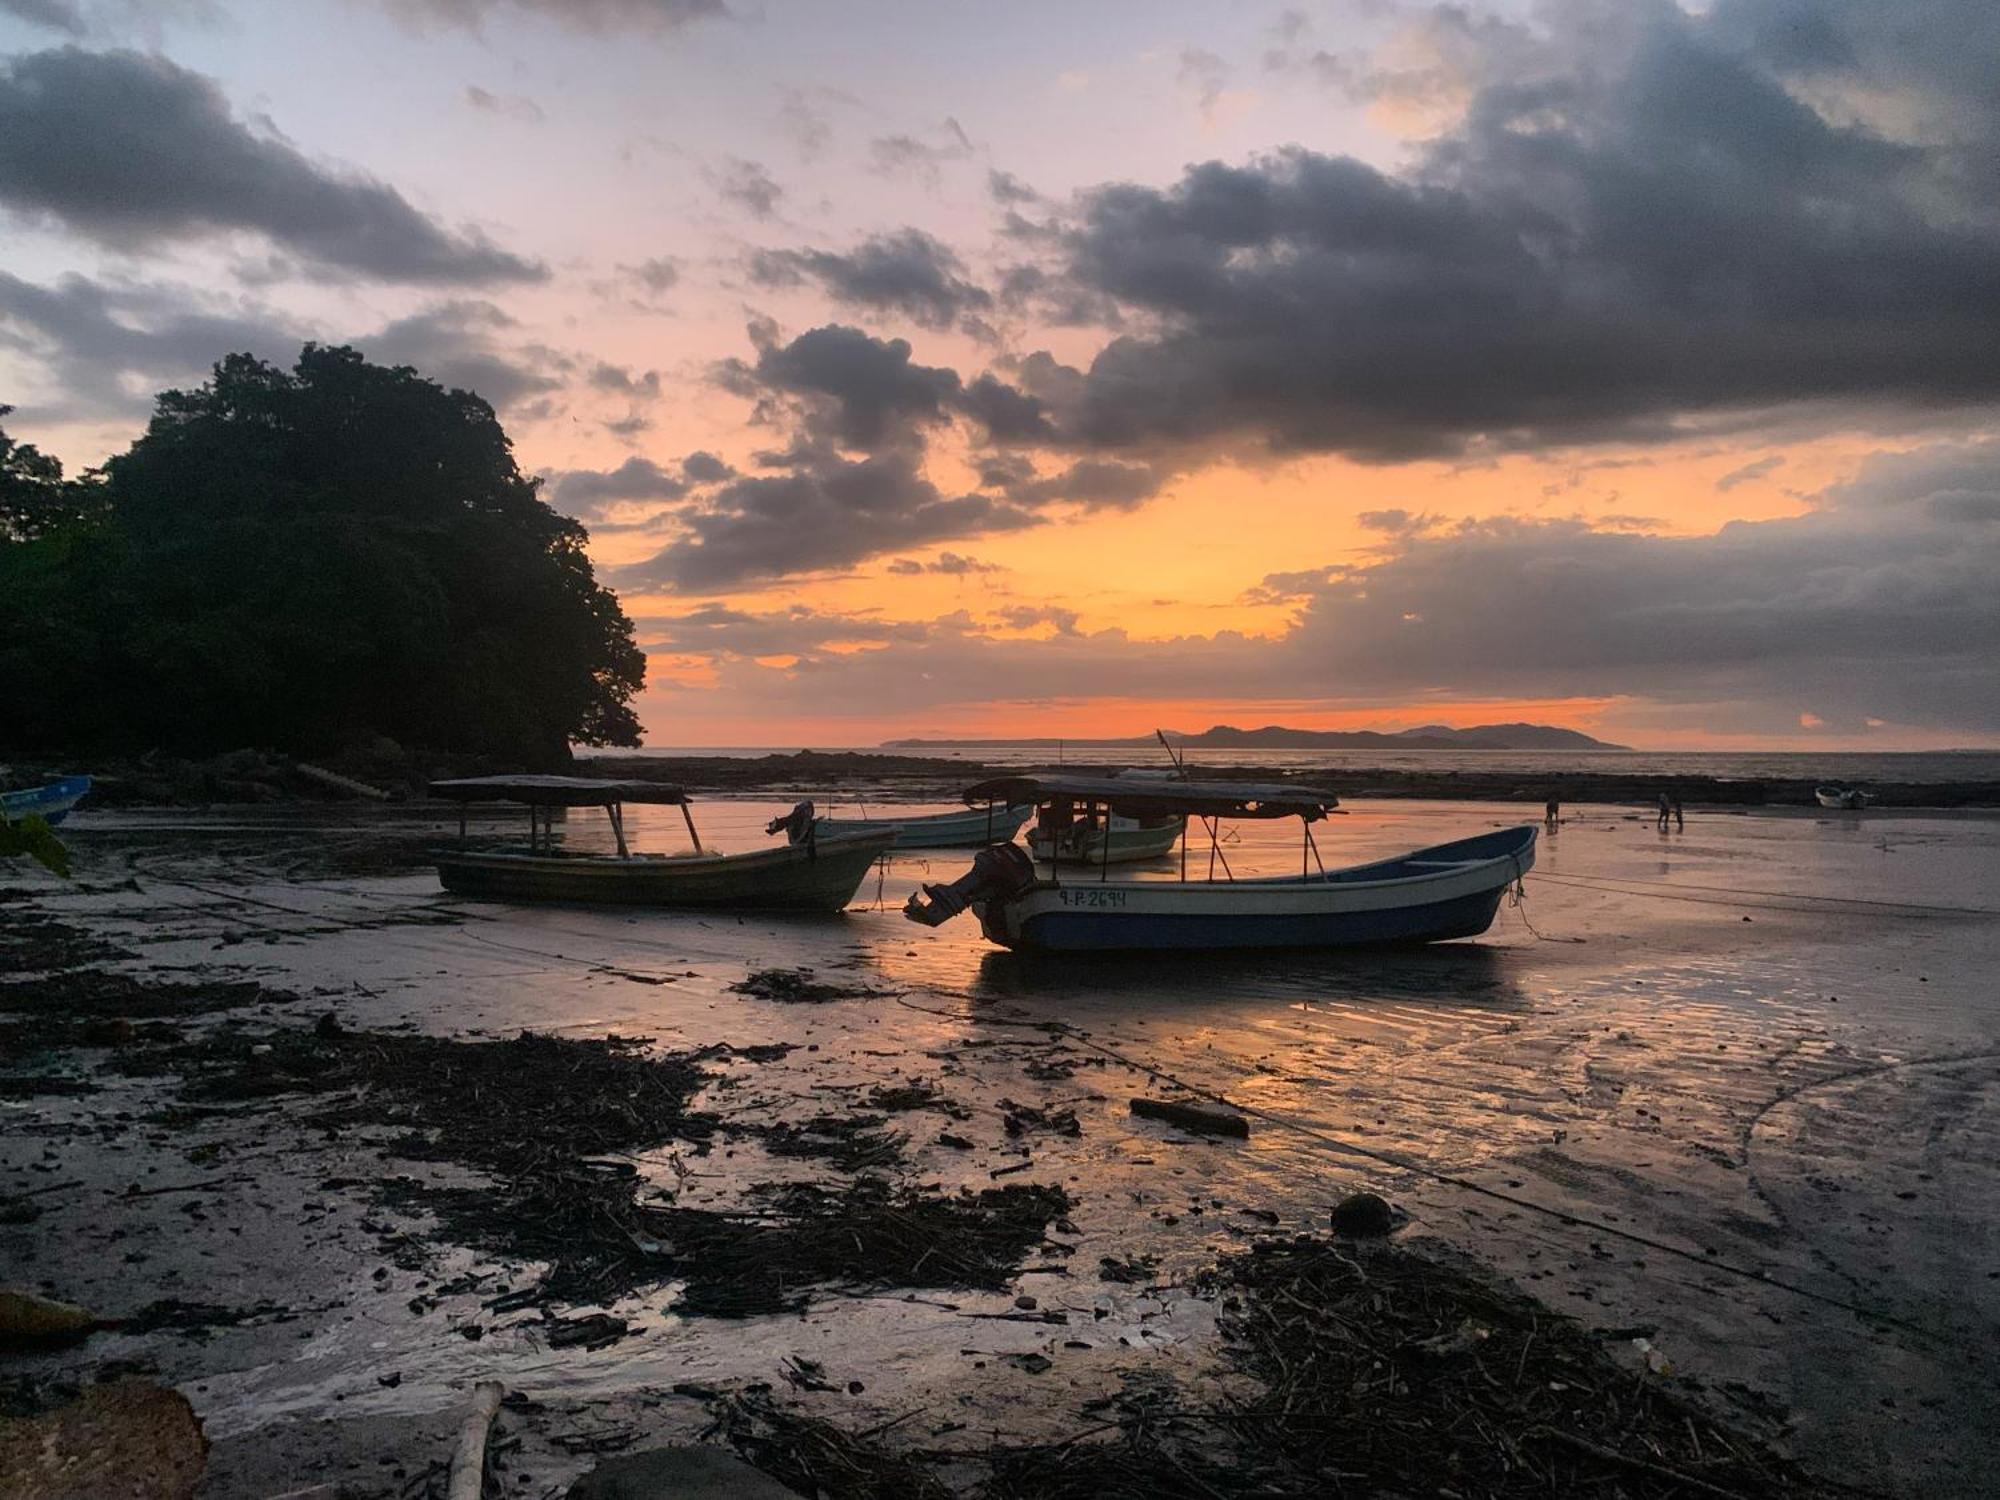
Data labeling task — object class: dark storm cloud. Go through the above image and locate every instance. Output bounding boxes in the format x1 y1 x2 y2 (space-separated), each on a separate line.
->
0 269 298 419
987 169 1042 207
682 323 1179 587
993 458 1164 509
656 438 2000 735
0 273 555 421
587 361 661 398
0 49 544 285
1014 0 2000 463
958 373 1055 444
550 457 688 513
358 300 559 410
637 602 932 659
1267 439 2000 730
615 450 1039 590
719 324 965 451
366 0 727 35
748 229 992 333
888 550 1002 577
0 0 83 33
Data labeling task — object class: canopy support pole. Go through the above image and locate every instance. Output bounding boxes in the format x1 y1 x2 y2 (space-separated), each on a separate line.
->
1100 801 1112 882
610 802 629 859
680 803 703 853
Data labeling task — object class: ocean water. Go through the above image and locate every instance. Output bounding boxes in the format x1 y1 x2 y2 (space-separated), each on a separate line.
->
608 745 2000 785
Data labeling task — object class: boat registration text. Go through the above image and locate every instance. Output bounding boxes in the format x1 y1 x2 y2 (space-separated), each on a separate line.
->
1055 888 1129 907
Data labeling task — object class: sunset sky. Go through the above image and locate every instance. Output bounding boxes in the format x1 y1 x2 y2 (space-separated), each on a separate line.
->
3 0 1997 748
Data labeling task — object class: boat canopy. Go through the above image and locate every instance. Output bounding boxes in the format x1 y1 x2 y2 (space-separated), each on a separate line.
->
962 774 1339 822
428 775 690 807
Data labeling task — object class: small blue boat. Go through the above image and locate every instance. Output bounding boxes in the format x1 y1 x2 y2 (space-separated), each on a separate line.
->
905 774 1536 952
1 775 92 826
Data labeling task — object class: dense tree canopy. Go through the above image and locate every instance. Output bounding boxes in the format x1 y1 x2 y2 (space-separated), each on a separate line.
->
0 349 645 764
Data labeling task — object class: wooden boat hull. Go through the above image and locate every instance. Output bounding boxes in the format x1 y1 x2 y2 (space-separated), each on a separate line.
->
976 826 1537 952
1 776 92 827
1027 817 1185 865
436 831 895 911
811 805 1029 850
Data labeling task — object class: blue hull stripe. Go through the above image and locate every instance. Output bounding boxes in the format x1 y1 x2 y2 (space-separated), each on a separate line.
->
1008 886 1506 952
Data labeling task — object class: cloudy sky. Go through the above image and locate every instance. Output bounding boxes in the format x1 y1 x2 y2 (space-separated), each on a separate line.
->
4 0 1997 748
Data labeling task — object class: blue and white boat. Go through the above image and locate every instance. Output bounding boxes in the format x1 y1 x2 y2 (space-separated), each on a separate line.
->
1 775 92 826
904 774 1536 952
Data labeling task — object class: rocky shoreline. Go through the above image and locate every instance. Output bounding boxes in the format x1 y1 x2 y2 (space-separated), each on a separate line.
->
10 747 1996 811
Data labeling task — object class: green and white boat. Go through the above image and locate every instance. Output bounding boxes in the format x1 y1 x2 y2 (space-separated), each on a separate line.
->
430 776 894 911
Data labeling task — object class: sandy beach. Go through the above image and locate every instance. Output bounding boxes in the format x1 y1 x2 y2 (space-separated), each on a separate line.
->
4 798 1997 1496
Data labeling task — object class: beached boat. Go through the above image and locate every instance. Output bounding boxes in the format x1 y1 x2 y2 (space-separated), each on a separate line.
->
1814 785 1872 810
905 774 1536 952
429 776 894 911
768 800 1030 850
1 775 92 826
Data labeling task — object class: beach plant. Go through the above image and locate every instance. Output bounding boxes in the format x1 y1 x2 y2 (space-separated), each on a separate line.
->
0 813 69 878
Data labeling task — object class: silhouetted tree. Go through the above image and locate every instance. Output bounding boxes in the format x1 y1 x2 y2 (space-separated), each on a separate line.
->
0 349 645 764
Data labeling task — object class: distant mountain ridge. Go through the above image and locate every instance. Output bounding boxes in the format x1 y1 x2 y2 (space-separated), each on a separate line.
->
884 722 1629 751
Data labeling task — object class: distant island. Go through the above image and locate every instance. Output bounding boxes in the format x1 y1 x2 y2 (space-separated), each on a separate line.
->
884 723 1630 751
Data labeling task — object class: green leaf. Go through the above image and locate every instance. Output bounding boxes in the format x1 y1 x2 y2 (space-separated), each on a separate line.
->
0 813 71 878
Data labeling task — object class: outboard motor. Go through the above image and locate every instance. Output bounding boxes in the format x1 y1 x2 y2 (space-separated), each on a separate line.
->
904 842 1037 927
765 800 817 845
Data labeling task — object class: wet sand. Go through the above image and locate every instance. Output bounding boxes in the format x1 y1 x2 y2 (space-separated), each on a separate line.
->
5 799 1998 1495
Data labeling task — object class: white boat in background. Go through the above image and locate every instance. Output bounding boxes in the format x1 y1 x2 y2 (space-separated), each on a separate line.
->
1025 764 1186 865
1815 785 1873 810
767 800 1029 850
906 774 1534 953
1027 810 1185 865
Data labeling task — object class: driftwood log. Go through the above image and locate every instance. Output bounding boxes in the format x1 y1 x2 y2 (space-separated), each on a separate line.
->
445 1381 505 1500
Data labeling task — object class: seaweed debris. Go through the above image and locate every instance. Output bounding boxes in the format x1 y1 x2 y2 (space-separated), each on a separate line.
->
865 1079 964 1116
1000 1098 1081 1138
697 1233 1831 1498
174 1026 708 1168
170 1020 1066 1315
716 1392 954 1500
760 1113 909 1172
0 905 131 974
0 968 288 1022
731 968 888 1004
415 1175 1071 1316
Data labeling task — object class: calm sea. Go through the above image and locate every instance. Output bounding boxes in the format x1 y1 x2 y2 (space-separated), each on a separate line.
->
602 746 2000 785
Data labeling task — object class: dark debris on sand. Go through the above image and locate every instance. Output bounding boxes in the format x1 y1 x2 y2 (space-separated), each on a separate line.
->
759 1113 909 1172
164 1021 1067 1316
731 967 890 1004
413 1174 1071 1317
0 902 132 974
703 1233 1833 1499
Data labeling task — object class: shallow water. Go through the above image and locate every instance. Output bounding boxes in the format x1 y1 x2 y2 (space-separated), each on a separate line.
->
8 799 2000 1494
